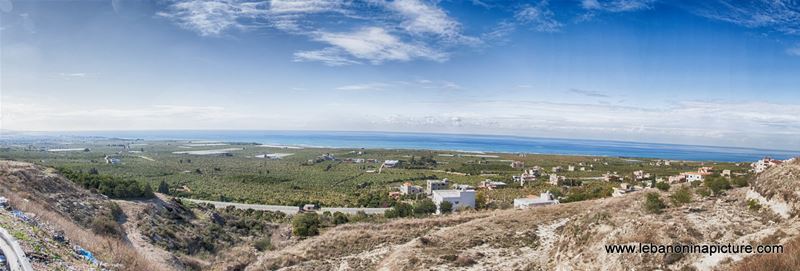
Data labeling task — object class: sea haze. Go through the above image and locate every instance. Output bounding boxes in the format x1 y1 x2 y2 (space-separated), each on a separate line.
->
5 130 796 162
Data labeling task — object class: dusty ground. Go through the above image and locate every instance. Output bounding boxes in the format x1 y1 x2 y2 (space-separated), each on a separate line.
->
245 160 800 271
114 195 181 271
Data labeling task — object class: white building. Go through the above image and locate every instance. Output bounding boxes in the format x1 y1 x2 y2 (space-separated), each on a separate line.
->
432 189 476 214
685 172 706 182
549 174 564 185
426 179 450 194
510 161 525 169
751 158 782 173
612 183 638 197
567 165 575 172
721 169 732 177
514 192 559 208
479 179 507 189
384 160 400 168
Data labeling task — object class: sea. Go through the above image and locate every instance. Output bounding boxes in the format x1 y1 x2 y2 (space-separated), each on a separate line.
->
5 130 796 162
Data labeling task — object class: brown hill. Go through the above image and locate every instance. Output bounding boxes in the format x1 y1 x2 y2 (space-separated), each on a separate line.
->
246 159 800 271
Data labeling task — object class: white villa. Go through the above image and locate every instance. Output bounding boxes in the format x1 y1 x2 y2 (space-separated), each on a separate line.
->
514 191 559 208
432 189 476 214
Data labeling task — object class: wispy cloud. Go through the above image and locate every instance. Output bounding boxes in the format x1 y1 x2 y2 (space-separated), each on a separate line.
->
515 1 562 33
567 88 610 98
688 0 800 35
157 0 269 36
159 0 474 65
335 82 391 91
296 27 448 65
336 79 462 92
581 0 655 12
788 44 800 56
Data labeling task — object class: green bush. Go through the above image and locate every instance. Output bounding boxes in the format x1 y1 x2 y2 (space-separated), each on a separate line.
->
696 187 711 197
669 187 692 206
254 237 273 251
333 211 349 225
440 201 453 214
292 213 321 237
655 182 671 191
644 192 667 214
747 199 761 211
704 177 731 196
731 176 749 187
413 199 437 215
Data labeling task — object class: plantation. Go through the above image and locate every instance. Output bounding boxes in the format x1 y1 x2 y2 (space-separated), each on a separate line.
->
0 139 751 207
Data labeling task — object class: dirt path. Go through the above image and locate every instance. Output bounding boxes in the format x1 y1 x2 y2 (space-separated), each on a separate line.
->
114 199 177 271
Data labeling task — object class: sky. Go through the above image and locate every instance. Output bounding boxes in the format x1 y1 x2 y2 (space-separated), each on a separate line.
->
1 0 799 150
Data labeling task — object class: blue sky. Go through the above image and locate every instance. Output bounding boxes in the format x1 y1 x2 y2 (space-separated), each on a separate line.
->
1 0 799 150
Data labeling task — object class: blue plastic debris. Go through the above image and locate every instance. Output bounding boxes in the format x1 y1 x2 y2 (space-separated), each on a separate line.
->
77 247 98 265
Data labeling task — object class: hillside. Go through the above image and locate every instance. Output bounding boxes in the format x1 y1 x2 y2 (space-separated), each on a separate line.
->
0 161 158 270
245 159 800 271
1 159 798 271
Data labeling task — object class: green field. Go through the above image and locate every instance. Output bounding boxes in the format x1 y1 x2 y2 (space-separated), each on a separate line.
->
0 139 751 207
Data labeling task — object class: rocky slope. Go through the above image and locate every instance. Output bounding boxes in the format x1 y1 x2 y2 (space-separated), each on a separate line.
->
245 159 800 271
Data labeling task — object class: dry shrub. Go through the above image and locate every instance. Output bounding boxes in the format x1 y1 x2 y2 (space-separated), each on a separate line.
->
732 236 800 271
3 192 164 271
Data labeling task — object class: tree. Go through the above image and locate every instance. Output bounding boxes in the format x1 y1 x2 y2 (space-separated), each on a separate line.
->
158 180 170 194
292 213 321 237
413 199 437 215
142 183 155 198
439 201 453 214
644 192 666 214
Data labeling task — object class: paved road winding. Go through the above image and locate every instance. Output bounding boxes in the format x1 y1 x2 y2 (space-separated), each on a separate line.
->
0 227 34 271
180 198 389 215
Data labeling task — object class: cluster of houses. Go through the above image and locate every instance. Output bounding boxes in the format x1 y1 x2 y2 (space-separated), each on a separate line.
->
751 157 783 173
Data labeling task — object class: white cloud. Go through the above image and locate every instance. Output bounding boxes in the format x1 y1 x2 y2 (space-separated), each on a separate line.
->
581 0 655 12
335 82 390 91
788 44 800 56
335 79 462 91
159 0 473 65
515 1 562 32
157 0 269 36
385 0 471 43
297 27 448 65
689 0 800 35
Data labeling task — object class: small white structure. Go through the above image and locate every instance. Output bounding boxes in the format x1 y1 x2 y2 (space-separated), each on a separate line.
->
612 183 638 197
452 184 475 190
549 174 564 185
104 155 121 165
479 179 507 189
514 192 559 208
551 166 562 173
426 179 450 194
432 189 476 214
685 172 706 182
567 165 575 172
510 161 525 169
721 169 732 177
668 175 687 183
633 170 651 180
384 160 400 168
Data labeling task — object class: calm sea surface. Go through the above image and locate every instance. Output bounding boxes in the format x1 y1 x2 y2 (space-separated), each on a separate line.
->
19 130 795 162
